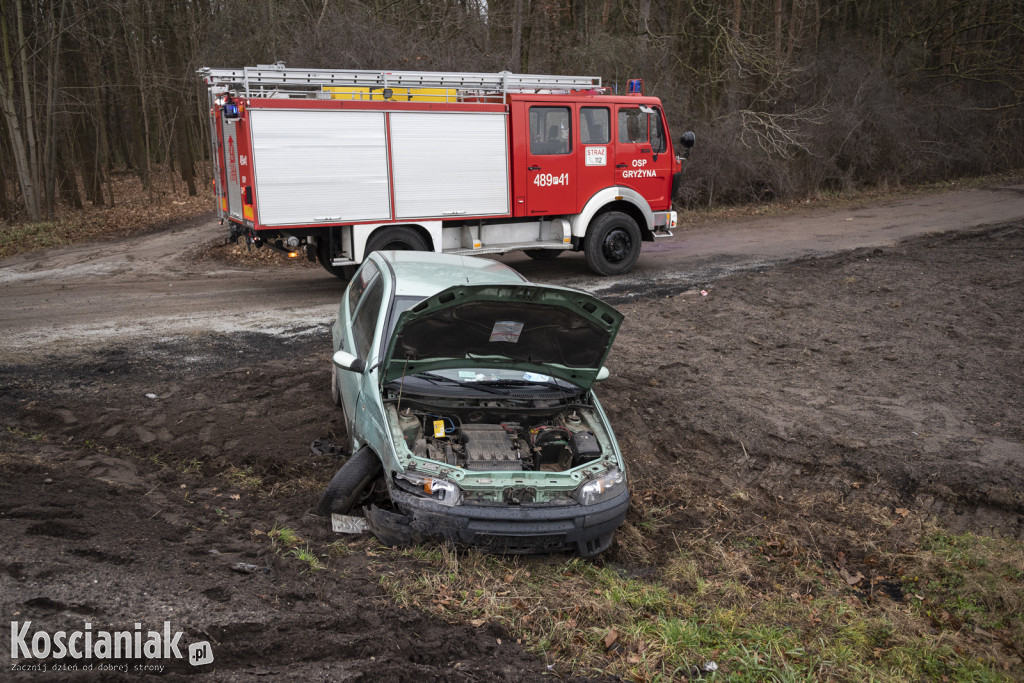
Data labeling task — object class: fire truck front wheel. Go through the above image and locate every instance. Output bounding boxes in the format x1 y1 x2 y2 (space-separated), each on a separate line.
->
584 212 641 276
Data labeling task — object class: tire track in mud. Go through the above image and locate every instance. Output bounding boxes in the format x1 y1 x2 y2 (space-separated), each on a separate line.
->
3 225 1022 543
2 208 1023 678
1 420 565 681
599 223 1024 543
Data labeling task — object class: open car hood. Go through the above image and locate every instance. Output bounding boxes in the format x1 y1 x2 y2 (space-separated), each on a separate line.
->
383 284 623 391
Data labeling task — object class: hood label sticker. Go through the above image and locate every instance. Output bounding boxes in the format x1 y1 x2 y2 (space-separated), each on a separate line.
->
489 321 524 343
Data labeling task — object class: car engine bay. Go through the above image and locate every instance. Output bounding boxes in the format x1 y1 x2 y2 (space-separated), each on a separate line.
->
388 403 607 473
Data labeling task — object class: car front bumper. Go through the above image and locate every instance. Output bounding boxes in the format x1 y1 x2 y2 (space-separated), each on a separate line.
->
365 487 630 557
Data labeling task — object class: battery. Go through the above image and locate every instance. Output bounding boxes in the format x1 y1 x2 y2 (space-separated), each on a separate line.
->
569 430 601 465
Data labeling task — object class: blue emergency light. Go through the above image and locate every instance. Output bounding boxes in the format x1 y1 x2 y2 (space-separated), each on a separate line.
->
223 102 240 119
627 79 644 95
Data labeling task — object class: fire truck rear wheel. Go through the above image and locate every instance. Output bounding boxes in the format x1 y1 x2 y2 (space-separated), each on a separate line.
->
365 227 429 254
524 249 562 260
584 211 641 276
316 242 357 281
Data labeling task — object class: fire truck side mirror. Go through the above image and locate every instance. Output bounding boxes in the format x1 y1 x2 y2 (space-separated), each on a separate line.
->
679 131 695 159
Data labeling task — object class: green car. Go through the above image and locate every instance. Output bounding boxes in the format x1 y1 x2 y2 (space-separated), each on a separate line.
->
323 250 628 556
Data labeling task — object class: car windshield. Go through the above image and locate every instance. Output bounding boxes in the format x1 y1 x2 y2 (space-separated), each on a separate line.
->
385 295 424 345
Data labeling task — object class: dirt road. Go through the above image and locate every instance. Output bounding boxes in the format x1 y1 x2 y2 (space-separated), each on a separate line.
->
2 183 1022 679
2 184 1022 357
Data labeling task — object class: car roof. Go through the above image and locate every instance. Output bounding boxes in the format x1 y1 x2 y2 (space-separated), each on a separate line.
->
375 251 529 299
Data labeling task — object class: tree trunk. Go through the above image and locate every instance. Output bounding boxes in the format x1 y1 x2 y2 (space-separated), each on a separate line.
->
57 132 83 210
176 112 197 196
0 2 40 220
0 139 10 220
43 0 68 219
774 0 784 60
511 0 524 71
14 0 40 217
519 0 534 73
79 116 104 207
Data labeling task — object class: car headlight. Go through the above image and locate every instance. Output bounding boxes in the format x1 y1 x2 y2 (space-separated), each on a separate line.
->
575 467 624 506
395 472 463 507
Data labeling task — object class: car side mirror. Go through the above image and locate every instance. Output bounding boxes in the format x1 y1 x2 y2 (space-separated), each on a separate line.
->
595 366 610 381
333 350 366 374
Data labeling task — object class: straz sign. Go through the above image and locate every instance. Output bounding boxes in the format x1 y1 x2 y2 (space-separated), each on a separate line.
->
585 146 607 166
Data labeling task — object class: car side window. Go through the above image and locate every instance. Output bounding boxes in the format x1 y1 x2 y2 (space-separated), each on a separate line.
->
352 276 384 359
348 261 380 319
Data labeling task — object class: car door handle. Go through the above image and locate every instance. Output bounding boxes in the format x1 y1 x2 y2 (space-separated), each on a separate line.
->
528 166 541 171
616 163 628 168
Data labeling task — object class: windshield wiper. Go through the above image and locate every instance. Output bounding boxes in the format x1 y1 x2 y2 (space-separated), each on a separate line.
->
414 372 508 395
478 378 579 393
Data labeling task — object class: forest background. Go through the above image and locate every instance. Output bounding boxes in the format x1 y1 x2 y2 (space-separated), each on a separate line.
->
1 0 1022 227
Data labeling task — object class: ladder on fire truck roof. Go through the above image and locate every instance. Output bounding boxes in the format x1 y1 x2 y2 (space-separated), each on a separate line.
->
197 63 602 100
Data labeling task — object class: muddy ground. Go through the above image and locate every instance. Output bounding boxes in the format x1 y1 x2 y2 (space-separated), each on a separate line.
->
1 220 1022 679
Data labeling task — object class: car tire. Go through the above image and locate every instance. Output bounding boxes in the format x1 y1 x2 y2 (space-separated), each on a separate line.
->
316 446 382 516
584 211 641 276
365 226 429 255
523 249 562 261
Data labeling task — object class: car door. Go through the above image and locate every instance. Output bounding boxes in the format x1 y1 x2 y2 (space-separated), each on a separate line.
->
334 260 384 440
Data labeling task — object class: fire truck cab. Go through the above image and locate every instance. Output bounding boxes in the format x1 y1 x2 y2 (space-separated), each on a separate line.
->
199 64 694 278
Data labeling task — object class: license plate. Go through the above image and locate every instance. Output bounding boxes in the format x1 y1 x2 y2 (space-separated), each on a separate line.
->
331 514 370 534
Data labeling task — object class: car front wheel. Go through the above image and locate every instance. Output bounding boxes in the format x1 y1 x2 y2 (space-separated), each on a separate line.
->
316 446 382 516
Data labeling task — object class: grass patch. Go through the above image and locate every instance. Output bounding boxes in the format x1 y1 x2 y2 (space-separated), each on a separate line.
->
179 457 203 475
904 532 1024 638
268 525 301 549
3 426 48 442
675 170 1024 229
375 521 1023 681
0 221 69 257
288 544 325 572
224 465 264 492
268 526 325 573
0 167 213 259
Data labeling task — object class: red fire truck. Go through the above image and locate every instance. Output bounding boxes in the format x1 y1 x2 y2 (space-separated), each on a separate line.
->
199 64 693 278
